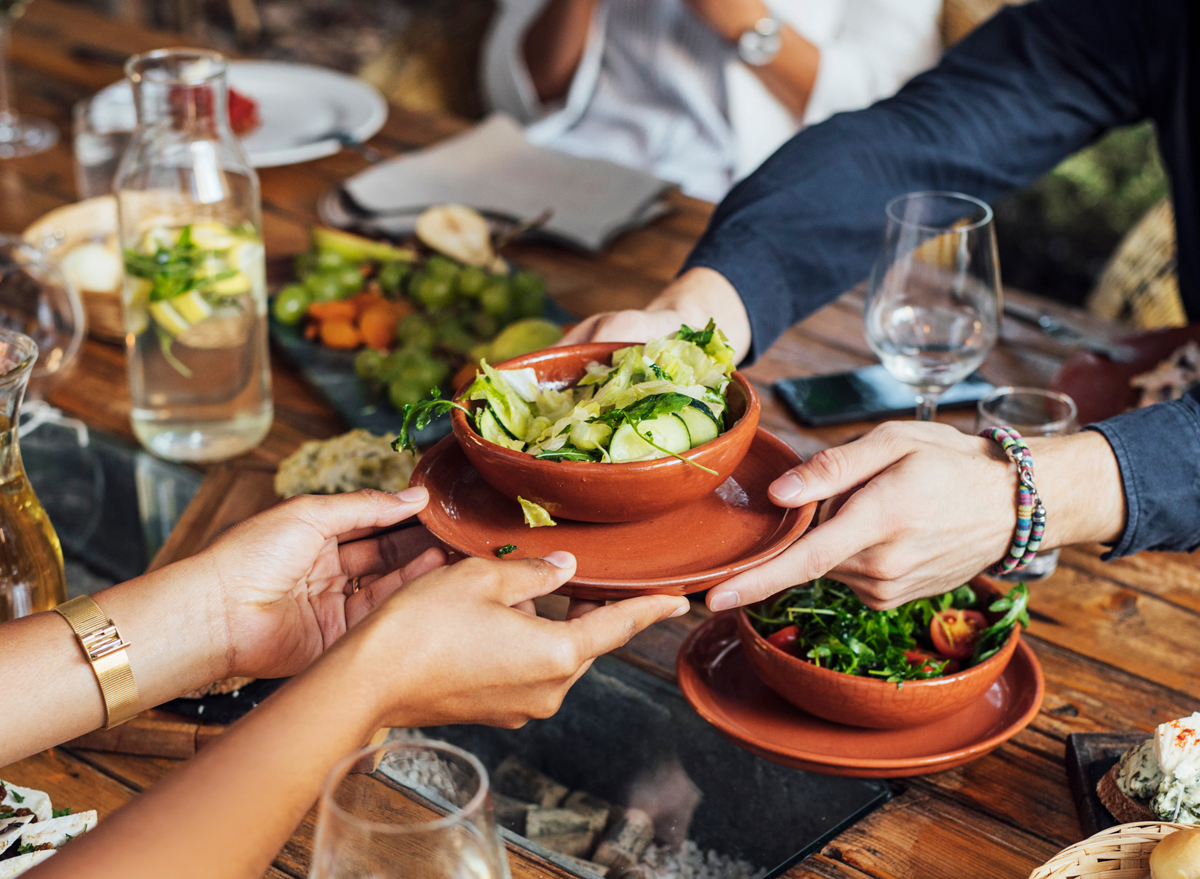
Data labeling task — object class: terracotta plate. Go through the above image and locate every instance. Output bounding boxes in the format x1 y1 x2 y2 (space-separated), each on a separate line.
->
411 428 817 600
1051 324 1200 424
677 613 1044 777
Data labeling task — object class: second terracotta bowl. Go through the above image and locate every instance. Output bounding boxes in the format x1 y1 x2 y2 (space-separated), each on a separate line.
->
736 576 1022 730
451 343 761 523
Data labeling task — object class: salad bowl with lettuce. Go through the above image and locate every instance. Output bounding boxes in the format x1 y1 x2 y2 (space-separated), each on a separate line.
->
397 322 760 522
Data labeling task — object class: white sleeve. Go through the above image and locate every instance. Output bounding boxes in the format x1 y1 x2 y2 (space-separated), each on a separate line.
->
799 0 943 126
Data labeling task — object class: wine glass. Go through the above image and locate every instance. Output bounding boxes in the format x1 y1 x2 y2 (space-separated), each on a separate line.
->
864 191 1001 421
0 0 58 158
311 739 510 879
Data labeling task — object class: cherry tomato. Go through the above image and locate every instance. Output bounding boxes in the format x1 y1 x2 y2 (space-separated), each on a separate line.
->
904 648 959 675
766 625 799 652
929 609 988 660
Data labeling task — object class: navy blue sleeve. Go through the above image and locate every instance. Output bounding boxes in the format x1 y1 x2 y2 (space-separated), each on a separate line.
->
684 0 1171 362
1086 387 1200 557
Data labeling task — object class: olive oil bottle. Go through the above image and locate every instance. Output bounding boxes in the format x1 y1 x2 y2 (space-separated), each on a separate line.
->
0 330 65 621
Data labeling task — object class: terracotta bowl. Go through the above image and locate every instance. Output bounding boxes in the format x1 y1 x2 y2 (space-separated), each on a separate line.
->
450 342 761 523
735 576 1022 730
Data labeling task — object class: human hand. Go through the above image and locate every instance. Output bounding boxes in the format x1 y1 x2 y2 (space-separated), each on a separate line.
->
559 268 753 361
197 488 448 681
345 552 690 728
707 422 1018 611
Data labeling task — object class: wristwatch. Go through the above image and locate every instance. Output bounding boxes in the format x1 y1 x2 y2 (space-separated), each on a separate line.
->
738 16 783 67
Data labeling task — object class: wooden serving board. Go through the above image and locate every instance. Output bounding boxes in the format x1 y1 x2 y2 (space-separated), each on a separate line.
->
67 710 228 759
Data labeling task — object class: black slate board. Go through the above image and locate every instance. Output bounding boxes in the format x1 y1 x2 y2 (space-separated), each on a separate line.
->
413 656 891 879
268 297 577 446
1065 731 1149 836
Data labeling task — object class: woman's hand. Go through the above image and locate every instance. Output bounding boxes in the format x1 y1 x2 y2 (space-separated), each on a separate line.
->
560 268 753 361
333 552 691 729
200 488 446 681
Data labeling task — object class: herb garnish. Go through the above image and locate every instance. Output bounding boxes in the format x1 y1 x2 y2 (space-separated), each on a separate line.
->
51 808 71 819
9 790 23 804
393 388 470 454
496 544 517 559
676 321 715 347
750 579 1029 685
124 226 235 304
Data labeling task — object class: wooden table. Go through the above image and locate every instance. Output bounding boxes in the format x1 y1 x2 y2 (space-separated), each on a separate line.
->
4 4 1199 878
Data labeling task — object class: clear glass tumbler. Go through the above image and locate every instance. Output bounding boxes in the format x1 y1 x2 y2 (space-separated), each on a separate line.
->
73 91 135 199
312 740 509 879
115 49 272 462
976 386 1078 581
864 191 1002 421
0 0 58 159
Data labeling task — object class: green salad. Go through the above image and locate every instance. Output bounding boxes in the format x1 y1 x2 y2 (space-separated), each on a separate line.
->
395 320 736 466
750 578 1030 684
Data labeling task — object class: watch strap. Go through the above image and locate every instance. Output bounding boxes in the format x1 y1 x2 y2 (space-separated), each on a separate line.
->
55 596 140 729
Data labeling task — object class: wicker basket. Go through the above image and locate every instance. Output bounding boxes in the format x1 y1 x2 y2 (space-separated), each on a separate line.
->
1029 822 1193 879
1087 198 1185 331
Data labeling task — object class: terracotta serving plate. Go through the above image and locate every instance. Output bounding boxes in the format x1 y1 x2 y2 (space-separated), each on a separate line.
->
1051 323 1200 424
411 427 817 600
677 613 1044 777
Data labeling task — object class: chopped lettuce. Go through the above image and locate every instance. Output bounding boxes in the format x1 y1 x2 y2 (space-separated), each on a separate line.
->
518 496 557 527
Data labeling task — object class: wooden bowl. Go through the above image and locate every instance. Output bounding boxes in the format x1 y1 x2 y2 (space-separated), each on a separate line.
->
22 196 124 344
450 342 761 523
1028 821 1190 879
736 576 1022 730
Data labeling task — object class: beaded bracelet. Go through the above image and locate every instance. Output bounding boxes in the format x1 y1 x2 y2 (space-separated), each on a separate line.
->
980 426 1046 575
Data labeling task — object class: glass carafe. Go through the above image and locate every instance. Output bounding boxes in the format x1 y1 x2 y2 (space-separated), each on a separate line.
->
115 49 272 462
0 328 65 621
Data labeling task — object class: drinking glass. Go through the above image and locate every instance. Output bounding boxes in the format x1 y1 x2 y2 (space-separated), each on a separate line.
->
976 386 1078 581
864 191 1001 421
73 91 135 199
116 49 272 462
0 234 86 398
0 0 57 158
312 740 509 879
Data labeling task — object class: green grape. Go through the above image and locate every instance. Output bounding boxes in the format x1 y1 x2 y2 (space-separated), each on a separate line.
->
271 284 311 326
337 266 366 297
471 311 499 339
426 255 461 280
512 271 545 319
396 313 436 350
414 275 455 309
389 378 427 409
479 279 513 317
377 261 409 294
316 250 348 271
306 272 346 302
294 251 317 281
354 347 385 380
439 328 476 355
457 265 488 297
400 357 450 389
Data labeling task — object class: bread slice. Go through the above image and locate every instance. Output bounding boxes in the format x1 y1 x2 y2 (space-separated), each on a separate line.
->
1097 763 1157 823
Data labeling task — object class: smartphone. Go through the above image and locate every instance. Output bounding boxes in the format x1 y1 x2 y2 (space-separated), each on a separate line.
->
774 365 995 427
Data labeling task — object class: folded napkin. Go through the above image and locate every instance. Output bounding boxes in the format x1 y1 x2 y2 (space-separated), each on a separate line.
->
330 114 673 252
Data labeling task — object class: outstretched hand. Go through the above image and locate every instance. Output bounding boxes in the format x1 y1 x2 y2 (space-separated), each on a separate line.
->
706 422 1018 611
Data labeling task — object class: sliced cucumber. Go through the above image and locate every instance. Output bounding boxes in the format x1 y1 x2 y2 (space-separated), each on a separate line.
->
678 406 718 448
478 407 524 450
608 414 691 462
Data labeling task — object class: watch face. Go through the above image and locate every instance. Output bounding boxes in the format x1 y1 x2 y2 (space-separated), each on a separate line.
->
738 18 782 66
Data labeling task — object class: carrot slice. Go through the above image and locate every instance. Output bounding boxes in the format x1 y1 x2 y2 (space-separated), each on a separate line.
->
308 300 357 322
320 319 362 349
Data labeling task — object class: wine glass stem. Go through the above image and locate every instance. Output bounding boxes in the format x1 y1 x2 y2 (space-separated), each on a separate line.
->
914 393 940 422
0 21 14 126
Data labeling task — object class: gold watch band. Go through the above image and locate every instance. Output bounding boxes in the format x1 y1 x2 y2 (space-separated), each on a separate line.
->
55 595 140 729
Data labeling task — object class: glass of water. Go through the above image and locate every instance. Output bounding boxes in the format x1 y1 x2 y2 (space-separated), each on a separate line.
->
73 91 135 199
864 192 1001 421
976 386 1078 581
312 739 509 879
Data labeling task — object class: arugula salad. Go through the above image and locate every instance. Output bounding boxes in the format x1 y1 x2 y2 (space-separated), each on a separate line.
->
750 579 1030 683
396 320 736 467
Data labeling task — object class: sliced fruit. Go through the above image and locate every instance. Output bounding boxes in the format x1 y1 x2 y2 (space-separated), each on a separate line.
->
415 204 494 267
171 289 214 324
311 226 417 264
149 299 190 337
187 222 236 250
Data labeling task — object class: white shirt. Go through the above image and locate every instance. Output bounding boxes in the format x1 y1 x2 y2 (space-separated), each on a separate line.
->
484 0 943 201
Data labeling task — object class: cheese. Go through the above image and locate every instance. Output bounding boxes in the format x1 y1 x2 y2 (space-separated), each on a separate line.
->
0 783 51 824
1156 713 1200 778
1117 738 1164 800
0 849 55 878
0 816 32 856
19 810 97 849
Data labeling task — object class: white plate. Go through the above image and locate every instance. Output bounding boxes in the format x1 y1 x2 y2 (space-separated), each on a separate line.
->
92 61 388 168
